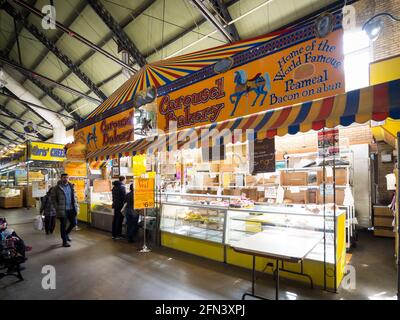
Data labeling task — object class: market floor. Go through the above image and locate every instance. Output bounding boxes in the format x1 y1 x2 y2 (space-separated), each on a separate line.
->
0 208 397 300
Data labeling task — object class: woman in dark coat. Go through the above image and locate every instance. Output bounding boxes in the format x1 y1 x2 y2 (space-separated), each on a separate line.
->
124 184 139 243
40 187 57 234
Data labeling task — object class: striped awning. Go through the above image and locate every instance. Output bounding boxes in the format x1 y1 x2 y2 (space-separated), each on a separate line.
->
87 138 154 162
86 79 400 161
156 78 400 149
84 29 289 121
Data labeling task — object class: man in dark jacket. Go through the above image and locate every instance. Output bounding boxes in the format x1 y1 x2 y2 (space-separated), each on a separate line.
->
112 176 126 239
51 173 79 247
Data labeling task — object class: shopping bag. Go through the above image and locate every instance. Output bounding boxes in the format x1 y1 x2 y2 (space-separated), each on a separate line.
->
33 215 44 231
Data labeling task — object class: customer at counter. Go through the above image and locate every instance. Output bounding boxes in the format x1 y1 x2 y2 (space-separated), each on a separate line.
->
124 183 139 243
111 176 126 240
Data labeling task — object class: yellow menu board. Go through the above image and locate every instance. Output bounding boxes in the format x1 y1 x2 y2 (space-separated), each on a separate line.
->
64 162 87 177
134 178 155 209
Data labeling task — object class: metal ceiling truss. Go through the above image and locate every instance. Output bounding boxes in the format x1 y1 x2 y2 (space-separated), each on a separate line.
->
57 0 156 107
0 131 22 143
0 91 76 121
0 56 82 122
1 1 108 101
11 0 137 73
190 0 235 42
208 0 240 41
0 118 41 140
1 87 52 130
87 0 147 67
0 110 51 130
1 0 37 57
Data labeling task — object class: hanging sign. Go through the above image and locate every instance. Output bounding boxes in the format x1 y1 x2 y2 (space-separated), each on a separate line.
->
74 108 134 153
32 181 48 198
157 16 344 132
318 128 339 157
250 137 275 174
28 142 66 162
93 179 111 193
134 178 155 209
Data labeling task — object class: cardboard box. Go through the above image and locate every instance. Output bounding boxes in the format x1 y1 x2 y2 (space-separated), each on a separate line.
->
223 189 241 196
283 190 307 204
317 168 347 185
280 172 307 186
242 188 258 201
220 164 235 172
210 164 220 172
374 227 394 238
374 216 393 228
317 188 344 205
373 205 393 217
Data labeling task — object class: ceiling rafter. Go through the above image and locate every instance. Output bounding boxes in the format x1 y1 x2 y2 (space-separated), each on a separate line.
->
0 54 82 122
87 0 147 67
1 0 37 57
190 0 234 42
1 1 108 101
1 86 52 133
0 118 41 140
0 131 22 143
208 0 240 41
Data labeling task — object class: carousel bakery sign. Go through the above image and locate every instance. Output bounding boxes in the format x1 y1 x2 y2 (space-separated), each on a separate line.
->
100 111 134 146
75 108 134 153
158 78 225 130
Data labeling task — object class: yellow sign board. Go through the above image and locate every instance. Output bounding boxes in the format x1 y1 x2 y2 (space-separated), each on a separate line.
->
69 179 86 202
28 142 66 162
134 178 155 209
74 108 134 153
157 29 344 132
64 162 87 177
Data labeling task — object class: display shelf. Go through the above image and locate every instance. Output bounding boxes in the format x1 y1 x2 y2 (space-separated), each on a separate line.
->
277 165 350 171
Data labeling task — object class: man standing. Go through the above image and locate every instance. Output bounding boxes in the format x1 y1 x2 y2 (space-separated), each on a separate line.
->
111 176 126 240
51 173 79 247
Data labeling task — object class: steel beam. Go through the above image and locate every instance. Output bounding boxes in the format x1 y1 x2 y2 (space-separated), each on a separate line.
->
209 0 240 41
0 110 51 130
1 0 37 57
0 119 41 140
11 0 137 73
0 91 76 121
87 0 147 67
191 0 234 42
1 1 108 101
0 131 23 143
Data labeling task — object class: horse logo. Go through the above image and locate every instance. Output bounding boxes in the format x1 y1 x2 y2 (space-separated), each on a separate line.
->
229 70 271 117
86 125 98 149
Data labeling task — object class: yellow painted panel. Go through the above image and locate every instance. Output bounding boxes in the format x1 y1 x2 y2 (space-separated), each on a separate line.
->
161 232 224 262
77 203 90 223
370 56 400 85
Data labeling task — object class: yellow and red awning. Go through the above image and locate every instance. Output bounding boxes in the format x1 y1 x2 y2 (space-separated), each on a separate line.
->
86 78 400 161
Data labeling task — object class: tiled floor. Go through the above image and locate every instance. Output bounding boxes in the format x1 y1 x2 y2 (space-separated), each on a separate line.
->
0 208 397 300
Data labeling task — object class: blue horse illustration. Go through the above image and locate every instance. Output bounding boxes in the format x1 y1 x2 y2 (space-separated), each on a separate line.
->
229 70 271 117
86 125 98 149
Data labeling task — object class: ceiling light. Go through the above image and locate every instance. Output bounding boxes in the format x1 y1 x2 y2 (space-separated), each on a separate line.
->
363 13 400 42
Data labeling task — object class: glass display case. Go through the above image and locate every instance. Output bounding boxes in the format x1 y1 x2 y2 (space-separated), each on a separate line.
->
160 193 243 244
225 203 344 264
160 193 346 265
90 187 113 215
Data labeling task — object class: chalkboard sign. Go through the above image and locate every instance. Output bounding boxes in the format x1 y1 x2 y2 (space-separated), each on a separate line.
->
250 138 275 174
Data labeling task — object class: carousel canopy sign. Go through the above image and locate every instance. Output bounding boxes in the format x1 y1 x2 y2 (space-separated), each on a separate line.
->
157 15 345 132
74 108 134 154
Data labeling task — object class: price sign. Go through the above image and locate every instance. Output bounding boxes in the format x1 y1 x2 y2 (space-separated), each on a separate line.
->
134 178 155 209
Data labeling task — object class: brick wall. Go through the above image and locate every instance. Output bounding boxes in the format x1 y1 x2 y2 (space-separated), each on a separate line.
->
353 0 400 61
275 123 373 160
